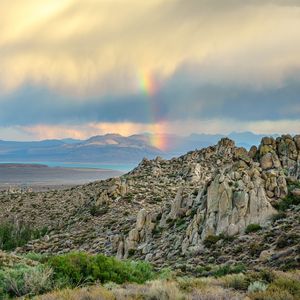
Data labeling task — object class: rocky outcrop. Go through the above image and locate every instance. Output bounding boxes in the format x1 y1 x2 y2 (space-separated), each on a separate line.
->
259 135 300 178
1 135 299 272
114 136 299 261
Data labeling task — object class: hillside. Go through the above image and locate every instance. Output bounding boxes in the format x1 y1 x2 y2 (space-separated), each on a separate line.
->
0 135 299 274
0 134 162 164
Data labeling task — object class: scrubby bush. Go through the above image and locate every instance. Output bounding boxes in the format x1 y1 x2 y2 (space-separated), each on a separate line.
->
273 182 300 211
23 252 46 262
177 277 208 292
212 264 246 277
221 274 249 290
274 194 300 211
249 242 265 257
0 264 52 298
248 274 300 300
272 212 287 222
158 267 174 280
248 281 268 293
203 235 221 247
270 277 300 298
195 265 213 277
195 263 246 278
245 224 262 234
36 286 115 300
47 252 154 287
90 205 109 216
276 233 299 249
249 287 294 300
0 222 48 251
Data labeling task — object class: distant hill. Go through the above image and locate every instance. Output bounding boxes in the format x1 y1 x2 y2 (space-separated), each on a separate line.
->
0 132 278 164
0 134 162 164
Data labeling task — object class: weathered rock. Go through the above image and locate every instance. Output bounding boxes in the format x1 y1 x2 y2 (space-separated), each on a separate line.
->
168 187 186 220
260 152 281 170
248 146 258 159
136 209 147 231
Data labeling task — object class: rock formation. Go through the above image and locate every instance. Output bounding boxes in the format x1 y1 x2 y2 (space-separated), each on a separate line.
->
0 135 299 272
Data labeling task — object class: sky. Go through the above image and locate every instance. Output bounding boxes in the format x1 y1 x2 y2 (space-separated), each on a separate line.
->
0 0 300 143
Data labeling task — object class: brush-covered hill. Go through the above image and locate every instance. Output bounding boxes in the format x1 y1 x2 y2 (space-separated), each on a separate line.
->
0 134 299 273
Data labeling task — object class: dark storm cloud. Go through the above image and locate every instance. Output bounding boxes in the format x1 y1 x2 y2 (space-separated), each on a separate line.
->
0 67 299 127
0 86 150 126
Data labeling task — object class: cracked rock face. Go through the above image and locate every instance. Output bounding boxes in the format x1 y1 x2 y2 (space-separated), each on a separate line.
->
0 135 299 271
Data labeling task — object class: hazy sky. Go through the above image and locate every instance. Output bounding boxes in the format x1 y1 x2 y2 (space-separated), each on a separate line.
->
0 0 300 140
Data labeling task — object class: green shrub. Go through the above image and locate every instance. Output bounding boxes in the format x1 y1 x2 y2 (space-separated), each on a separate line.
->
47 252 154 287
212 263 246 277
175 218 186 228
273 183 300 211
90 205 109 216
0 264 52 298
258 269 276 283
123 193 134 203
203 235 221 247
23 252 46 262
274 194 300 211
249 242 265 257
195 265 212 277
219 233 236 243
0 222 48 251
245 224 262 234
158 267 174 280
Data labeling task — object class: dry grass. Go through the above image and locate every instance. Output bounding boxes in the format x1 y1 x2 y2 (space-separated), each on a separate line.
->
112 278 245 300
35 286 115 300
34 271 300 300
112 280 185 299
219 274 248 291
35 279 246 300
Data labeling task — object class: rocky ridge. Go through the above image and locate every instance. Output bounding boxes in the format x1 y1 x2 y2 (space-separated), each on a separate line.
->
0 135 299 272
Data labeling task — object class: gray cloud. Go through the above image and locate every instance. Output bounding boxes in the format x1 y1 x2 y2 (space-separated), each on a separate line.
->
1 65 299 127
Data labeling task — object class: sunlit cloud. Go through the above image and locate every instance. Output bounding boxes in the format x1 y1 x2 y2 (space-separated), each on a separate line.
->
0 1 299 140
1 119 299 144
1 0 300 95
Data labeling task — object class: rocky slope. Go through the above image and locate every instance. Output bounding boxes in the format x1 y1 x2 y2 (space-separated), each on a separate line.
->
0 135 299 273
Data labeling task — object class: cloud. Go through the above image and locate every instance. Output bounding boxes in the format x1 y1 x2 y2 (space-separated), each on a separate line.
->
1 118 299 142
0 69 299 128
0 0 300 140
1 0 300 94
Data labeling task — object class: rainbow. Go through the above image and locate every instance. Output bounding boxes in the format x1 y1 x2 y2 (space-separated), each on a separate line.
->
138 71 169 151
139 71 157 97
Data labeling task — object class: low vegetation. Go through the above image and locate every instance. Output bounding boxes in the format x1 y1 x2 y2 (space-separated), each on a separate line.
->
47 252 154 286
273 181 300 211
0 252 299 299
0 251 154 299
35 268 300 300
0 222 48 251
245 224 262 234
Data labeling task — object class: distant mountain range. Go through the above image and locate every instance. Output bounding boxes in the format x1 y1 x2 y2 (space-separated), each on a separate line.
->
0 132 278 164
